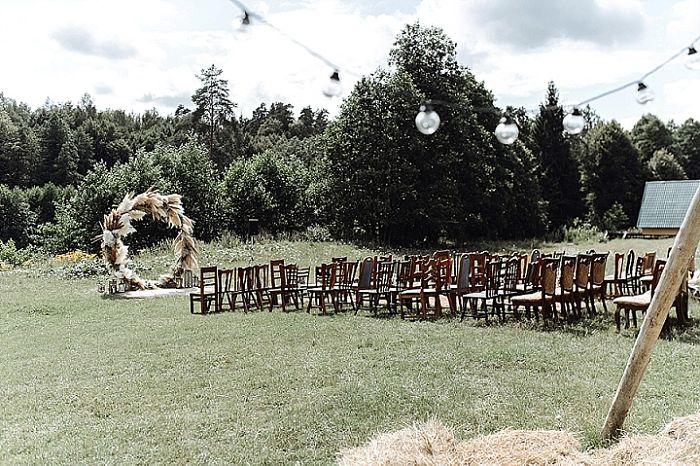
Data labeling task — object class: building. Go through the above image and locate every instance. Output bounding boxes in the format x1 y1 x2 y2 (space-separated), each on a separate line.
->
636 180 700 236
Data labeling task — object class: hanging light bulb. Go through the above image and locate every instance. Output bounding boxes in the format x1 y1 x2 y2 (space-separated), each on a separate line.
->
563 108 585 135
494 115 519 144
635 82 655 105
415 104 441 135
685 46 700 70
322 70 342 98
234 11 251 32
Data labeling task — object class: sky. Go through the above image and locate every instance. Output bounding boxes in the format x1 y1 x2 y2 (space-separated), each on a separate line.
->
0 0 698 128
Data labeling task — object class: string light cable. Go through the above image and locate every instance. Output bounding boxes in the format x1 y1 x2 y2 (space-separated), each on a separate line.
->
228 0 361 97
226 0 699 143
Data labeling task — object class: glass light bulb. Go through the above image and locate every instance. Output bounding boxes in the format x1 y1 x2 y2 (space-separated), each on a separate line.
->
494 117 519 144
636 82 654 105
563 110 585 135
415 106 440 135
685 46 700 70
234 12 251 32
322 71 342 98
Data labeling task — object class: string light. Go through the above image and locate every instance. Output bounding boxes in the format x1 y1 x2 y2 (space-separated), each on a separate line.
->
322 71 342 98
226 0 700 143
563 108 585 135
635 82 655 105
494 116 519 145
686 46 700 70
415 104 441 135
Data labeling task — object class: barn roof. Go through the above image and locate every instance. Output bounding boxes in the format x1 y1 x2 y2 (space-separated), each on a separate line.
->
637 180 700 229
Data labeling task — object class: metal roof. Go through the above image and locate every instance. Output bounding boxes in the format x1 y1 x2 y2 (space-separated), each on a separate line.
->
637 180 700 229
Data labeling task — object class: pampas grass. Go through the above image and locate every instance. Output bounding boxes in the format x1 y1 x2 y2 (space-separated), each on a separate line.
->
100 188 198 290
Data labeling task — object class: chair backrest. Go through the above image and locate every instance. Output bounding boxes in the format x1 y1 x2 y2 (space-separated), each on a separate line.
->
590 253 609 286
456 254 471 290
530 249 541 264
218 268 234 292
650 259 667 294
395 260 413 290
433 249 451 261
540 258 559 296
625 249 636 277
516 253 528 282
238 266 255 291
433 257 451 291
612 252 624 280
317 263 336 289
483 259 503 298
254 264 269 290
574 254 592 290
643 251 656 275
297 267 310 289
282 264 299 289
357 257 375 290
199 266 218 290
375 261 395 293
270 259 285 288
332 256 347 263
468 252 488 289
336 261 358 289
559 255 576 292
502 257 520 293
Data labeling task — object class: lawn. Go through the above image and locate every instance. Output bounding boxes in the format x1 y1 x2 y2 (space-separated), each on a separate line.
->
2 236 699 464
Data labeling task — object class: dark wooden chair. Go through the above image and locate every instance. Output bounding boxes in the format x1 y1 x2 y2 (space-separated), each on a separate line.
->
307 262 337 315
269 264 302 312
189 266 218 314
461 258 503 322
614 260 667 331
448 254 471 313
587 253 609 313
604 252 626 298
357 260 395 314
510 257 558 321
218 268 235 311
573 254 593 317
554 255 576 321
354 257 376 313
399 258 450 320
333 260 358 311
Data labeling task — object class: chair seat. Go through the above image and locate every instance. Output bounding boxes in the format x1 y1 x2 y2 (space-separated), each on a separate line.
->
511 292 552 305
398 287 441 298
190 285 216 296
613 291 651 309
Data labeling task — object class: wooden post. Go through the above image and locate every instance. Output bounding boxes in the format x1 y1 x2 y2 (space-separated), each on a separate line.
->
602 186 700 439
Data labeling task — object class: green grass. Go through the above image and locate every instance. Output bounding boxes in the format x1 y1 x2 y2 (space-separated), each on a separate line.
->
1 237 699 464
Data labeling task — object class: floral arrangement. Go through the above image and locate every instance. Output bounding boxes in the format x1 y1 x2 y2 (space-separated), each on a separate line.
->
100 188 198 290
55 250 97 262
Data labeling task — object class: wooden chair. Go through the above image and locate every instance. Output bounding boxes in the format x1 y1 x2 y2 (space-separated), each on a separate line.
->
399 258 449 320
554 255 576 321
357 260 395 314
461 259 502 322
639 251 657 291
448 254 471 313
268 259 285 305
254 264 272 311
511 258 558 321
587 253 609 313
333 260 358 311
189 266 218 314
604 252 626 298
307 263 337 315
573 254 593 317
354 257 376 312
269 264 302 312
613 260 667 332
237 266 257 312
218 268 235 311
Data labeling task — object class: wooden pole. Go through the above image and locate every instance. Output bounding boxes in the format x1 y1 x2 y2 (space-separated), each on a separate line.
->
602 186 700 439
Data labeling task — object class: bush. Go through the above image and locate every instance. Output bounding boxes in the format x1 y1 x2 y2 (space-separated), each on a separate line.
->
557 219 602 244
601 202 630 231
0 239 37 266
0 184 37 248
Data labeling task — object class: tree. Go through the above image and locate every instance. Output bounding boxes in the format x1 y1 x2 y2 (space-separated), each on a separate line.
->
191 65 237 170
580 121 644 227
630 113 673 164
648 148 687 180
673 118 700 179
531 82 584 229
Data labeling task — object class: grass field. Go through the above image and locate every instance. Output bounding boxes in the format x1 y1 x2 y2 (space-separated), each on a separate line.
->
2 236 699 464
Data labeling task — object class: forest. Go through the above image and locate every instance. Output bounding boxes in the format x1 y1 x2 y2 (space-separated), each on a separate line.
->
1 23 699 259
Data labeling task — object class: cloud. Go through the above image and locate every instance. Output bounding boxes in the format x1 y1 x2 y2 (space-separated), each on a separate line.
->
138 92 192 108
94 84 114 95
52 26 138 60
416 0 648 51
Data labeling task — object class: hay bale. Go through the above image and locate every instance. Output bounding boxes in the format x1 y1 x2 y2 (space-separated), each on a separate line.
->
454 429 588 465
338 420 458 466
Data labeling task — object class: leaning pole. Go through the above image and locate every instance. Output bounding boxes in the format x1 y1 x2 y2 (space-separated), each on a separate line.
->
602 185 700 439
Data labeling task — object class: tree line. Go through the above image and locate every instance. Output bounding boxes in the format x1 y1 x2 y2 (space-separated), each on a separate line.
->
1 22 699 256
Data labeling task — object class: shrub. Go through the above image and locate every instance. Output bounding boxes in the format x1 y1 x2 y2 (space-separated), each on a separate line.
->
0 239 37 267
0 184 37 248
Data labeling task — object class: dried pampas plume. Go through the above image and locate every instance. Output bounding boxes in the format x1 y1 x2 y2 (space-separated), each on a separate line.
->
100 187 198 290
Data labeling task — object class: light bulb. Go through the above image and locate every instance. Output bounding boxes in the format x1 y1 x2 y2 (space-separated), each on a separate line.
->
322 71 342 98
563 108 585 135
636 82 654 105
415 105 441 135
234 11 251 32
494 116 519 144
685 46 700 70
